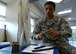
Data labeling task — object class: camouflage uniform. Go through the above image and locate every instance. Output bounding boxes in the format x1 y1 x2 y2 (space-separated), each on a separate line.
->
32 16 72 54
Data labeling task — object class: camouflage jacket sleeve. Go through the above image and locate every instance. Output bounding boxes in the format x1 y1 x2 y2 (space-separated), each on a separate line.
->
32 21 42 40
59 18 72 39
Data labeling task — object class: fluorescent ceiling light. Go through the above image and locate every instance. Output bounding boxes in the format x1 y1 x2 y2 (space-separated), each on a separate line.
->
58 10 72 15
47 0 63 3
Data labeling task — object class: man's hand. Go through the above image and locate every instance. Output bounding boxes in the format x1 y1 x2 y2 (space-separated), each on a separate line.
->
35 34 43 40
46 28 60 37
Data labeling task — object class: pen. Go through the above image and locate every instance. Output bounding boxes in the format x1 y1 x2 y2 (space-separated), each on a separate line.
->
34 45 45 49
32 47 54 52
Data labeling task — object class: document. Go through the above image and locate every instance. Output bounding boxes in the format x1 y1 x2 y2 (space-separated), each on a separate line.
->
22 45 54 54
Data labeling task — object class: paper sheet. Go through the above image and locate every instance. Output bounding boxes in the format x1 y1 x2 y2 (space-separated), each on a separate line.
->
22 45 54 54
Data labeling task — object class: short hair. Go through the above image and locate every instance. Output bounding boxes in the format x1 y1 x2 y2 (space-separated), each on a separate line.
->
44 1 56 9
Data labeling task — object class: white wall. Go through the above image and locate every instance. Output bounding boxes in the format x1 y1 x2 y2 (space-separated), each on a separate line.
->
5 1 18 43
0 29 4 42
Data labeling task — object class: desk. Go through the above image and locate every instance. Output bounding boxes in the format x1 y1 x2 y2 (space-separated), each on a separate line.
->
20 45 59 54
0 46 12 54
0 42 12 54
0 42 10 49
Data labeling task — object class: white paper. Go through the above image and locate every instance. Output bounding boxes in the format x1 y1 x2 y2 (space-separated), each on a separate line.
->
22 45 54 54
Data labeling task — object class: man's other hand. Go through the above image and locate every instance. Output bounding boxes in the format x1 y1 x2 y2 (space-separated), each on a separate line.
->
35 34 43 40
46 28 60 37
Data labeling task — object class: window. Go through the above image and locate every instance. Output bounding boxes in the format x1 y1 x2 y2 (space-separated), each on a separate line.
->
0 2 6 29
30 10 40 33
69 26 76 47
30 18 35 33
0 17 5 29
71 26 76 40
0 5 6 16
